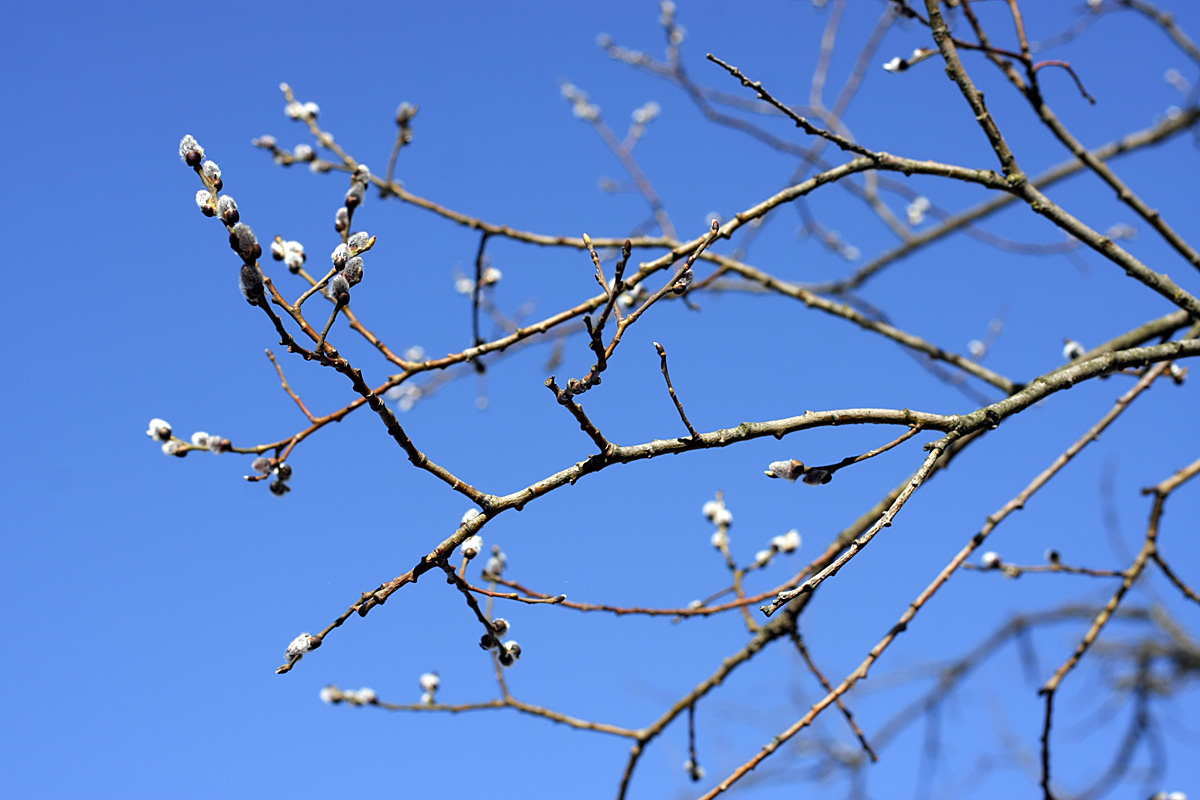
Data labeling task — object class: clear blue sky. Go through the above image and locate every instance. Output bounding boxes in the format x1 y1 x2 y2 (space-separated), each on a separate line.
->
3 2 1198 798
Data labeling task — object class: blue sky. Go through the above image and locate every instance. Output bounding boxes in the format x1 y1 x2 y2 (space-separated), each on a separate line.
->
3 2 1198 798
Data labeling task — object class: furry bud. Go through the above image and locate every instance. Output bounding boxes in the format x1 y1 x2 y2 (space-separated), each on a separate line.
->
396 102 418 125
462 535 483 560
331 243 350 270
146 418 172 441
672 267 693 294
217 195 239 225
801 468 832 486
201 160 222 190
239 263 264 304
230 223 261 262
179 134 204 167
343 257 363 287
326 273 351 304
765 459 804 481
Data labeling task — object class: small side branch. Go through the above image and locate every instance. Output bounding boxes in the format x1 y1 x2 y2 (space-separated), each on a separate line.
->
706 54 880 160
685 702 703 781
472 230 490 348
570 223 719 403
1031 60 1096 104
314 298 346 357
545 376 612 454
654 342 699 438
763 439 949 615
266 349 317 422
327 687 640 739
436 558 507 646
789 627 878 762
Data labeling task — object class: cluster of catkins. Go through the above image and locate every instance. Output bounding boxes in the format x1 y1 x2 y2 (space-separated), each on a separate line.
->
146 418 230 457
180 134 264 306
325 164 375 305
251 456 294 497
459 510 522 667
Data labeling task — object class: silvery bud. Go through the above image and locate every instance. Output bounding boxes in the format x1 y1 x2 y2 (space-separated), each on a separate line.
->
765 459 804 481
217 195 239 225
239 263 265 304
462 535 483 560
326 273 351 304
342 257 363 287
331 243 350 269
179 134 204 167
230 223 261 262
672 267 693 294
195 190 215 216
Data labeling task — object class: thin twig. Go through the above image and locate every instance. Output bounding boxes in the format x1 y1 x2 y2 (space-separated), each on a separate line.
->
265 349 317 423
471 231 490 348
789 627 878 762
706 54 880 160
653 341 699 438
